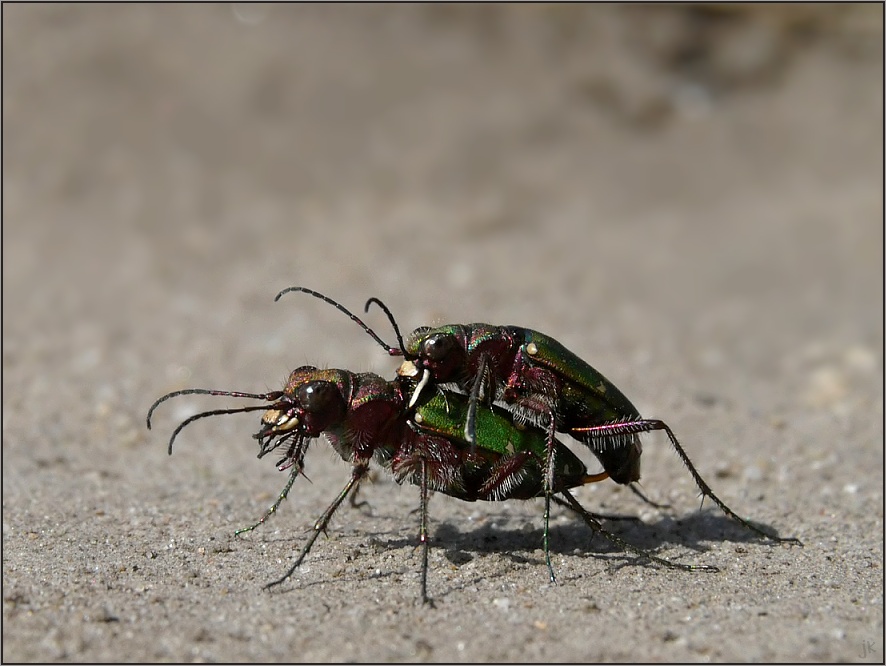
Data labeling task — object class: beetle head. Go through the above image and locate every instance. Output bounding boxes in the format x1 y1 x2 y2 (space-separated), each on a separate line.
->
406 326 468 383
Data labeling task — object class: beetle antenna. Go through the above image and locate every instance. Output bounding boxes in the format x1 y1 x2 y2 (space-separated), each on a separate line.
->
147 388 283 430
275 287 402 356
164 404 277 455
364 297 408 357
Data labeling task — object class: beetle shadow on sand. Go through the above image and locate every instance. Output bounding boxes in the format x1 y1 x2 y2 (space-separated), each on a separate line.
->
336 502 792 570
425 506 790 566
252 507 792 600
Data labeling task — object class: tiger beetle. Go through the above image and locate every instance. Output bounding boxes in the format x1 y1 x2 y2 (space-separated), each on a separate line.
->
275 287 801 551
147 366 717 604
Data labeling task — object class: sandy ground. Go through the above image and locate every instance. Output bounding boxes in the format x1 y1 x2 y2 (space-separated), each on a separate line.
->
3 5 883 663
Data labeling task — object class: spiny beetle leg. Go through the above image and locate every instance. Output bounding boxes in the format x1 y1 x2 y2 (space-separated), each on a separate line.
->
543 493 555 584
543 466 610 583
573 419 802 545
629 483 671 509
235 465 299 536
501 343 529 402
464 363 483 454
463 353 495 456
418 459 434 606
265 464 368 590
348 477 371 512
541 414 559 583
549 495 638 523
556 490 719 572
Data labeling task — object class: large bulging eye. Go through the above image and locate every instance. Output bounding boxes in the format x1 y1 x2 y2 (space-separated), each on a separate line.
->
422 333 456 362
297 381 339 413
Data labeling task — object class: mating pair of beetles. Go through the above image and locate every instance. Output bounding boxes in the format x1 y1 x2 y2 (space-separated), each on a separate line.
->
147 286 800 602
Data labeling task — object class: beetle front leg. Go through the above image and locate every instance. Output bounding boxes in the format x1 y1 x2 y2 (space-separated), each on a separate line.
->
464 353 494 455
265 463 369 590
503 351 562 413
235 463 300 536
502 346 530 402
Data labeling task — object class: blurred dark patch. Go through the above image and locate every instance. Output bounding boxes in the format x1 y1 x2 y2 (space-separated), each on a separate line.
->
417 4 882 129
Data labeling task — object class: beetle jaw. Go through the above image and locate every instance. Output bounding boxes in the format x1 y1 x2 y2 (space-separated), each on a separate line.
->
398 361 433 408
261 408 300 433
397 360 421 378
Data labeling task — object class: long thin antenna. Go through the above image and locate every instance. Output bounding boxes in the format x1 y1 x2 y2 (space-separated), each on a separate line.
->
364 297 407 356
274 287 401 355
164 405 273 455
147 388 283 429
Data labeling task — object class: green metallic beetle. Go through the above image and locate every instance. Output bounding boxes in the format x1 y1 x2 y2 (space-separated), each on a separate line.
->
148 365 713 603
394 322 802 546
405 377 714 590
399 323 645 483
277 287 801 547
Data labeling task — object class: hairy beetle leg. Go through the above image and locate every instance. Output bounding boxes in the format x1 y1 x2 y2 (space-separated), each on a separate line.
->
555 490 718 572
629 483 671 509
235 465 300 536
265 464 369 590
573 420 802 545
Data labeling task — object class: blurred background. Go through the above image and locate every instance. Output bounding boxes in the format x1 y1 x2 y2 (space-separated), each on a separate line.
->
3 4 882 662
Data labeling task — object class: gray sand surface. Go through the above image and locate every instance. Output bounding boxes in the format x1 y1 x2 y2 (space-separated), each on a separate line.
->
3 5 883 662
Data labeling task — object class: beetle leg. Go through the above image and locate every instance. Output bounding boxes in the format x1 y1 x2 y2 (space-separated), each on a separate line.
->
418 457 434 605
550 493 640 525
348 477 371 511
542 493 556 584
464 354 493 455
629 482 670 509
572 420 802 545
502 346 528 402
265 463 369 590
556 490 719 572
472 451 532 500
542 413 558 584
235 463 300 536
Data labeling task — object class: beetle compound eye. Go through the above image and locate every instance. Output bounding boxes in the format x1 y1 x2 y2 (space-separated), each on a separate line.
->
423 334 456 362
297 381 339 413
